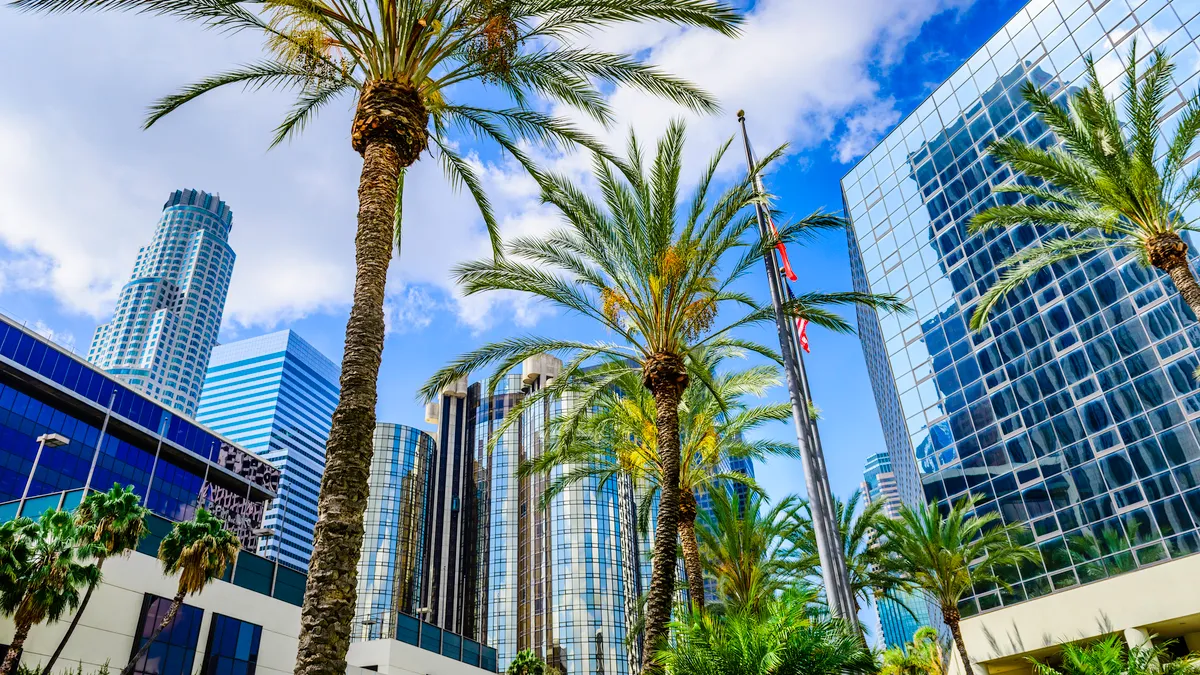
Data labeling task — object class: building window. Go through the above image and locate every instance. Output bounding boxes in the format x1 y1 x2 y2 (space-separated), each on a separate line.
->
130 594 203 675
202 614 262 675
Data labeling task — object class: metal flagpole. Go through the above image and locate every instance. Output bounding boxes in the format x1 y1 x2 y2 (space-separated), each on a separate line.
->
737 110 855 620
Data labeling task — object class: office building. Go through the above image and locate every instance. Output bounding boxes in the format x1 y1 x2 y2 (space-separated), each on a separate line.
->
862 452 935 648
844 0 1200 671
88 189 236 417
355 422 435 640
0 308 277 548
196 330 340 570
424 356 638 675
863 451 902 518
0 524 497 675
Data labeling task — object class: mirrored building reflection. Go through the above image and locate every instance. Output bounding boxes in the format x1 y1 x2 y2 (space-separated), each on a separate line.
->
424 356 637 675
354 423 434 640
845 0 1200 619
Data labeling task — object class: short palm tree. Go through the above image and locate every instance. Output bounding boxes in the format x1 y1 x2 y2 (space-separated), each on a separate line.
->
970 44 1200 330
657 596 875 675
519 351 795 613
122 509 239 675
10 1 745 671
1031 635 1200 675
878 498 1040 675
696 489 811 616
799 491 910 618
421 122 902 668
880 627 946 675
506 650 546 675
0 511 100 675
40 485 149 675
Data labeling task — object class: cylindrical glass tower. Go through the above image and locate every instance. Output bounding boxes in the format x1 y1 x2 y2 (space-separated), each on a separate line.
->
355 422 435 640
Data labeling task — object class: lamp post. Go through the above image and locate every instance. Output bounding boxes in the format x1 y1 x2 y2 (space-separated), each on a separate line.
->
21 433 69 505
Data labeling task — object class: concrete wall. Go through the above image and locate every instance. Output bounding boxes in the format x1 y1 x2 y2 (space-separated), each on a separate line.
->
951 553 1200 675
346 640 493 675
0 550 489 675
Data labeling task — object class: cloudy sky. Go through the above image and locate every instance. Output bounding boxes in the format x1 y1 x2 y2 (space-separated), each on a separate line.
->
0 0 1028 520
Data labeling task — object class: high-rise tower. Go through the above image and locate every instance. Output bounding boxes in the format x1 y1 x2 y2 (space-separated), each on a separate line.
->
196 330 339 570
88 189 235 417
424 356 638 675
845 0 1200 629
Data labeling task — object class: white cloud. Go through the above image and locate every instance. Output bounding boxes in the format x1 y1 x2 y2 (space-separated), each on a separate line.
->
30 320 76 353
0 0 973 333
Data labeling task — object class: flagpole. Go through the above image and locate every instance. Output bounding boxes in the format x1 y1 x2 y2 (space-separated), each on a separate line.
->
737 110 854 620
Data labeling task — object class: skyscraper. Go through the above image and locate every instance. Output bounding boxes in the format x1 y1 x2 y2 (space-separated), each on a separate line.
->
845 0 1200 622
424 356 638 675
861 452 933 648
862 451 901 519
355 422 435 640
88 189 236 417
196 330 339 570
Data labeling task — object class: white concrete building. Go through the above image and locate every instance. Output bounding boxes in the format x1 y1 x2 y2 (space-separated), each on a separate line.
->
0 549 495 675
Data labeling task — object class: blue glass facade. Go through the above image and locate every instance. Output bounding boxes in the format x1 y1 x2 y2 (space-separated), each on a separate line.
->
428 356 636 675
197 330 339 570
130 594 204 675
0 311 277 546
846 0 1200 619
88 189 236 417
355 423 434 640
202 613 263 675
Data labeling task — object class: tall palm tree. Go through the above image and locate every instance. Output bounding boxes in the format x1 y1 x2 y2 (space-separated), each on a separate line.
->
657 595 875 675
0 511 100 675
41 485 149 675
10 2 744 672
122 509 239 675
519 350 796 613
878 498 1040 675
799 491 910 618
695 489 811 616
970 44 1200 330
421 122 903 669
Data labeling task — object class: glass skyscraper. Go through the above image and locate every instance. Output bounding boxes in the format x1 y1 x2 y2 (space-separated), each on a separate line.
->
88 189 236 417
846 0 1200 620
424 355 637 675
196 330 339 570
355 423 434 640
861 451 934 648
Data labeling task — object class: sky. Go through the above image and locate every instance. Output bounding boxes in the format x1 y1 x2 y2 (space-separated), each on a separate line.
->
0 0 1028 511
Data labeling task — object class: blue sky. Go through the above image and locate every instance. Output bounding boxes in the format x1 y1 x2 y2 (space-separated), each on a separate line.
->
0 0 1024 507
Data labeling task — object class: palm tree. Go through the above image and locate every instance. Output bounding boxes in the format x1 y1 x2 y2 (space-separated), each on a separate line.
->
970 43 1200 330
122 509 239 675
519 350 796 613
880 627 947 675
1031 635 1200 675
10 1 746 672
696 489 811 616
799 491 910 618
657 595 875 675
40 485 149 675
0 511 100 675
878 498 1040 675
506 650 546 675
421 122 902 667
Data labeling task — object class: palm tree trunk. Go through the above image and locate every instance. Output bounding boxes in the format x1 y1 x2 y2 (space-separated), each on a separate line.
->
295 80 426 675
677 492 704 614
121 591 185 675
641 353 688 674
41 558 106 675
942 605 972 675
1148 232 1200 320
1 622 31 675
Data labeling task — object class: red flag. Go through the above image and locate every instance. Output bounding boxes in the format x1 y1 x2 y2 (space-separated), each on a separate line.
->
797 318 810 353
766 211 798 282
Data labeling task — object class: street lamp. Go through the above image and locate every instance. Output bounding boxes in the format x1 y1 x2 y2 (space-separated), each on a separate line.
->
415 607 432 623
362 618 379 641
21 433 69 503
